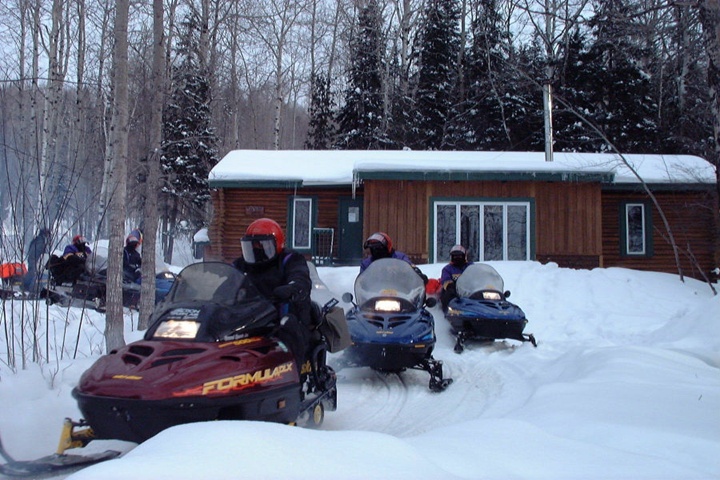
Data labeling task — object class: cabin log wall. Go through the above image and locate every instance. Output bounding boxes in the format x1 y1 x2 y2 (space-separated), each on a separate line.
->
602 189 716 279
362 180 603 266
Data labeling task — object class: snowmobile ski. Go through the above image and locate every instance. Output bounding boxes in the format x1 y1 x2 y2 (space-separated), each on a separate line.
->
0 419 121 477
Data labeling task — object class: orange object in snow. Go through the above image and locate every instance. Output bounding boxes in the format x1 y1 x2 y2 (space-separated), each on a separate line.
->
425 277 441 297
0 262 27 280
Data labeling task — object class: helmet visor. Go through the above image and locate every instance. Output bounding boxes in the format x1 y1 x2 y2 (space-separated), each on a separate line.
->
241 235 277 264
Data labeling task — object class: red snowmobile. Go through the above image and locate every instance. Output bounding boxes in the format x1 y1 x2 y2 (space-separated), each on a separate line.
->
73 261 343 442
1 261 347 477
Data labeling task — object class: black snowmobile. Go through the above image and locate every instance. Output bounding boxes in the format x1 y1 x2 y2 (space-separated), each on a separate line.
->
444 263 537 353
342 258 452 392
41 251 175 310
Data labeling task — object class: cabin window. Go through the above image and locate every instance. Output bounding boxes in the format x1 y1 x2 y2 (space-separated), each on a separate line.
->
433 200 532 263
291 197 312 250
621 202 652 257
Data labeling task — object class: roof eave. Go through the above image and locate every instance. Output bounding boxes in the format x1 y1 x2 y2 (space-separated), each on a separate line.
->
355 170 614 183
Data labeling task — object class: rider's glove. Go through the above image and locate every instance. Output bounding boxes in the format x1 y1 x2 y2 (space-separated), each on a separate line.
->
273 282 298 301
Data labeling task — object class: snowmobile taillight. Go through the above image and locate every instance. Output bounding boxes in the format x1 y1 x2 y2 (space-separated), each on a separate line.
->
374 299 401 312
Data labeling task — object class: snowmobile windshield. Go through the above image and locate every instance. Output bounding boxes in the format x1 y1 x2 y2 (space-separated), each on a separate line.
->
354 258 426 312
147 262 278 342
165 262 250 305
455 264 505 299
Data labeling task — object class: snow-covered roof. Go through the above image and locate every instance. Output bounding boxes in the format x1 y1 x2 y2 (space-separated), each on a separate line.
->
208 150 716 187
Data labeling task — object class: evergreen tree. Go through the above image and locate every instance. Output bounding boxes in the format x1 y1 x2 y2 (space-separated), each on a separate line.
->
554 29 604 152
462 0 507 149
581 0 661 153
411 0 462 150
656 5 711 155
305 73 335 150
507 42 546 151
460 0 542 150
161 15 218 228
387 42 414 148
335 0 393 150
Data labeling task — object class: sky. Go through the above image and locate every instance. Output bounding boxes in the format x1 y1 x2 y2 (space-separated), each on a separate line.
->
1 260 718 480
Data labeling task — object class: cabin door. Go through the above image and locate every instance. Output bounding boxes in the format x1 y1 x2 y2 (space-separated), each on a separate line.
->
338 197 364 264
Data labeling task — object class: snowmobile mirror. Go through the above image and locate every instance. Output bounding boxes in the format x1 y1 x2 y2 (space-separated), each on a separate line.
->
342 292 353 304
504 290 511 298
425 296 437 308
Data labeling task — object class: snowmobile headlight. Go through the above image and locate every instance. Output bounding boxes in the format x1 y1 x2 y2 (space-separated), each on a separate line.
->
482 291 502 300
375 299 401 312
153 320 201 339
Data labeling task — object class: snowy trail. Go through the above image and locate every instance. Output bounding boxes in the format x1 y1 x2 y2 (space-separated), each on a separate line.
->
2 262 718 480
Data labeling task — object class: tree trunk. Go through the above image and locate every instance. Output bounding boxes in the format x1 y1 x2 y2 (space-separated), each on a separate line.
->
138 0 166 330
105 0 130 353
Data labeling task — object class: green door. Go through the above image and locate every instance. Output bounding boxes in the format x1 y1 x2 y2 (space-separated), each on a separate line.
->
338 197 364 264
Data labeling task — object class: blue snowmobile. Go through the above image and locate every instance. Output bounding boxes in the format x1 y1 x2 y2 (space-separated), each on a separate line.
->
342 258 452 392
444 263 537 353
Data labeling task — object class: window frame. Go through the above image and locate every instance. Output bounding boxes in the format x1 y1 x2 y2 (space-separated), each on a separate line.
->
430 197 535 263
620 201 653 257
288 196 315 253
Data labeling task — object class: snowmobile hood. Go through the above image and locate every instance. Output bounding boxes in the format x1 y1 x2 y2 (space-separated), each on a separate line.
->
347 258 436 344
447 297 526 320
75 337 298 401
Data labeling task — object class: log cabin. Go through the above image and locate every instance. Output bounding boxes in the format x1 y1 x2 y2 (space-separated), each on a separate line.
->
205 150 717 280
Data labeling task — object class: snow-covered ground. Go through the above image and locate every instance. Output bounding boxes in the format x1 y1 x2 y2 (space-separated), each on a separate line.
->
1 261 718 479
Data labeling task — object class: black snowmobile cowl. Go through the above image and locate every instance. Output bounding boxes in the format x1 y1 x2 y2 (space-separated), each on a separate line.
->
444 263 537 353
72 261 340 444
343 258 452 392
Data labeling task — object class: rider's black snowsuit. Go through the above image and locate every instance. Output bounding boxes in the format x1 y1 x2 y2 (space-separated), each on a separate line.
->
233 250 313 372
123 245 142 283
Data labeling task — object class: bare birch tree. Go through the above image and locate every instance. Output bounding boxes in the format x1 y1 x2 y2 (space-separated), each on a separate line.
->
137 0 165 330
104 0 129 352
246 0 310 150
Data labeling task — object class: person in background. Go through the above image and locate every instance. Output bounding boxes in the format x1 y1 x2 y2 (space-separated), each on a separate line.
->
439 244 473 310
232 218 314 373
49 235 92 284
359 231 428 283
359 232 411 272
23 227 51 292
123 233 142 283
